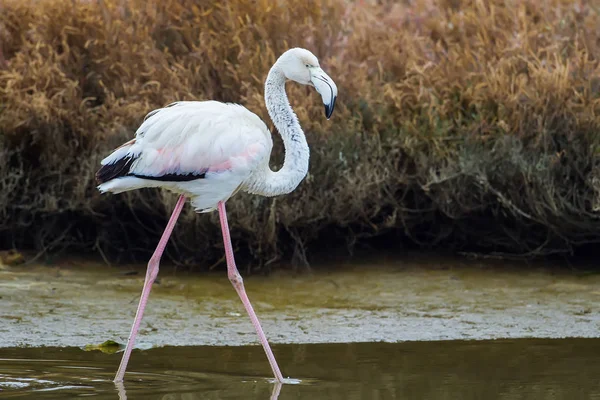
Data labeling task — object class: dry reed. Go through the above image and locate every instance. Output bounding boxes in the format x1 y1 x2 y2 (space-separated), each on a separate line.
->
1 0 599 268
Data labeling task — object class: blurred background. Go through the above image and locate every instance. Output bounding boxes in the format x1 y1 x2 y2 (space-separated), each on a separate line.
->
1 0 599 270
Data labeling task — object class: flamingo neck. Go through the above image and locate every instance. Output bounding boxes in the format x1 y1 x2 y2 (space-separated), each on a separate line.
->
246 63 309 197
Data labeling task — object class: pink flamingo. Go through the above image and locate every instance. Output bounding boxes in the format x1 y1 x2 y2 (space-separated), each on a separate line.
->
95 48 337 383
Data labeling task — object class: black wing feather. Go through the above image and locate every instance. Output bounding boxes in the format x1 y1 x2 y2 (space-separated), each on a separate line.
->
96 156 138 184
96 155 206 184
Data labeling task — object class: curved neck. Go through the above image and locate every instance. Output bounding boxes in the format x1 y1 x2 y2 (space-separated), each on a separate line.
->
247 64 309 197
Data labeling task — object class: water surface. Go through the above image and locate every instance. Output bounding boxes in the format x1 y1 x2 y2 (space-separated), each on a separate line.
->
2 339 600 399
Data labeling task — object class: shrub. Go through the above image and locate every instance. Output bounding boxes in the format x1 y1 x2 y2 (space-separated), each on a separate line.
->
1 0 599 269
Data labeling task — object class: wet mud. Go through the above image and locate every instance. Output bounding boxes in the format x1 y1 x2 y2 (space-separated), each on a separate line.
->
1 255 599 348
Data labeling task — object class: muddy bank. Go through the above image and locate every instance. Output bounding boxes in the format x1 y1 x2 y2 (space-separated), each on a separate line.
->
1 257 600 348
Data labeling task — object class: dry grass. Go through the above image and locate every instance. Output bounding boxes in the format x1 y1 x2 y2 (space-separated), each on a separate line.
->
1 0 600 269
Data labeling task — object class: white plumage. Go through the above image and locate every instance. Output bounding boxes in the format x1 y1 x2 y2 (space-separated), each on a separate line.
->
98 101 272 212
97 48 337 213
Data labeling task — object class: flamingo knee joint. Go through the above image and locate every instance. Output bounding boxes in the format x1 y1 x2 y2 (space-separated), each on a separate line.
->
228 271 244 287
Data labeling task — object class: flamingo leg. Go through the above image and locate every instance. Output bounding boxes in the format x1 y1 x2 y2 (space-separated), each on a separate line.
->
114 194 187 383
217 201 285 383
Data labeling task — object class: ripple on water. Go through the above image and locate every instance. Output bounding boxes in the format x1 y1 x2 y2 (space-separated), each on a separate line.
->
2 340 600 399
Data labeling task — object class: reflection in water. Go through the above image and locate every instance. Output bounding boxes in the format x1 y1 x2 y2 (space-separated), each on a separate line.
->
115 381 126 400
115 380 282 400
1 339 600 399
270 382 282 400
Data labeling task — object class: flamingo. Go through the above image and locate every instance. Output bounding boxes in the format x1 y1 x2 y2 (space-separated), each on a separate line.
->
95 48 337 383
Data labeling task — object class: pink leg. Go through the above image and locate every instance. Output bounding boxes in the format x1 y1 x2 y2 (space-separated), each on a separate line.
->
114 195 187 383
217 201 284 382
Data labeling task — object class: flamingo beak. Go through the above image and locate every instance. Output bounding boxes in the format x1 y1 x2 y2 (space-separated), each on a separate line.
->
310 68 338 119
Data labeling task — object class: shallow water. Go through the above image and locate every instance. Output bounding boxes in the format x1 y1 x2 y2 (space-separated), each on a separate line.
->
1 339 600 399
2 256 600 398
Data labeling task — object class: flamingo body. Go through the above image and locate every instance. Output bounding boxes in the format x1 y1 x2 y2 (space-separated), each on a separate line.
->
97 101 272 212
96 47 338 384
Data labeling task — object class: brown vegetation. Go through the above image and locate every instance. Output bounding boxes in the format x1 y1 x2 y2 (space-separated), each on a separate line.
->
1 0 599 269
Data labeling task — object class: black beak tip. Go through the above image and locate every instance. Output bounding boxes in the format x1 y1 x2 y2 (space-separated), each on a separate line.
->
324 96 337 120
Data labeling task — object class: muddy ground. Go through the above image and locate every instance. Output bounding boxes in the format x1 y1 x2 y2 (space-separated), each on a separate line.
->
1 255 599 348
